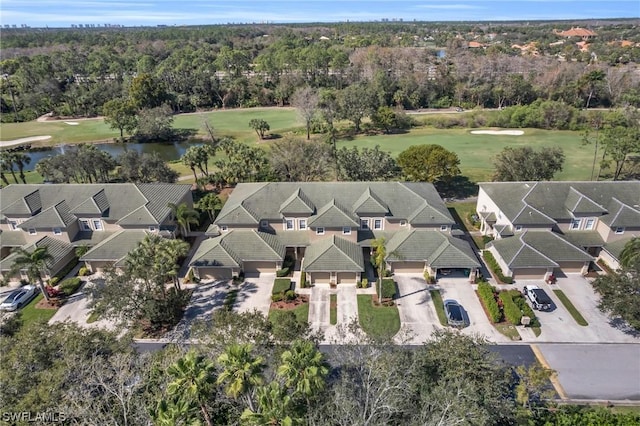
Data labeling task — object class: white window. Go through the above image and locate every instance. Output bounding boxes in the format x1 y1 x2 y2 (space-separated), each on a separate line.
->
285 219 294 230
360 219 369 230
148 226 157 232
28 228 37 235
342 227 351 235
615 227 625 234
584 219 595 230
316 227 325 235
220 225 228 232
8 220 19 230
92 219 103 231
399 220 407 227
440 225 448 231
260 220 268 228
53 227 62 235
373 219 383 230
570 219 581 230
515 225 523 232
299 219 307 230
80 219 91 231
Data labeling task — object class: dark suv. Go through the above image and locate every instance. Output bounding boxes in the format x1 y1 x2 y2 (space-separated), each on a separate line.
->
443 299 466 327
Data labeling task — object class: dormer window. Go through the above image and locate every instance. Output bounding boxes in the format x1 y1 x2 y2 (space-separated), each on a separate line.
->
515 225 523 232
373 219 383 230
316 227 325 235
220 225 228 232
299 219 307 230
570 219 581 230
360 219 369 230
92 219 104 231
80 219 91 231
28 228 37 235
260 220 268 228
440 225 448 232
615 227 625 234
53 227 62 235
285 219 294 230
399 220 407 227
342 227 351 235
148 226 157 232
584 219 595 230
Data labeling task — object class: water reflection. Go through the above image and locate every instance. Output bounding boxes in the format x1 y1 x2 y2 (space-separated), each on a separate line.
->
23 140 202 171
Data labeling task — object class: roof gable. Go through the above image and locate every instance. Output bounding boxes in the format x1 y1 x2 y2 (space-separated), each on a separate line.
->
386 230 479 268
80 230 148 264
308 199 359 228
0 236 74 272
303 235 364 272
221 230 285 261
216 204 259 225
564 187 607 215
117 206 158 226
279 188 315 216
189 236 240 268
18 201 75 229
607 199 640 228
353 187 388 215
408 202 454 225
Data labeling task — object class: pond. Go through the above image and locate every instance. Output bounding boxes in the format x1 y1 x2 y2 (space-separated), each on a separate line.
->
22 140 202 171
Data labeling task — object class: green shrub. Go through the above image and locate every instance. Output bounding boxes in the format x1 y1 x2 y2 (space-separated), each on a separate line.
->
48 277 60 286
377 278 396 300
499 291 522 325
272 293 284 302
273 278 292 295
77 266 90 277
360 278 368 288
383 269 393 277
276 267 290 277
283 255 295 270
423 271 436 284
477 281 501 323
59 277 83 297
512 292 540 327
53 258 79 280
482 251 513 284
300 271 306 288
284 290 296 301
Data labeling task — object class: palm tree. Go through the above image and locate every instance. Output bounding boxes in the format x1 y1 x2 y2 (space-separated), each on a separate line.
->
240 382 302 426
199 193 223 222
619 237 640 268
13 152 31 184
168 202 200 238
0 151 19 184
161 238 190 290
217 343 264 412
10 246 54 301
371 237 388 304
277 340 329 401
165 351 216 426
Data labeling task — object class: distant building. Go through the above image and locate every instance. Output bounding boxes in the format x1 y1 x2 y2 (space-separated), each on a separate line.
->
556 27 597 40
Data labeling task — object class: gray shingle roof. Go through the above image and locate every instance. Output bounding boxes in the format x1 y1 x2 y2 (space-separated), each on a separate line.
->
279 188 315 216
71 189 110 216
116 206 158 226
80 230 148 264
307 199 360 228
560 231 605 248
386 230 480 268
303 235 364 272
0 236 74 272
607 199 640 228
18 201 75 229
1 183 191 226
488 230 592 268
602 236 636 261
190 230 285 267
214 182 454 227
479 181 640 227
352 187 388 215
0 230 26 248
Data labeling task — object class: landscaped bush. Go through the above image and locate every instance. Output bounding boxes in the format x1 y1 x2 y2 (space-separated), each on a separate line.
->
359 278 368 288
512 292 540 327
48 277 60 286
276 267 290 277
477 281 501 323
423 271 436 284
271 293 284 302
53 258 79 281
272 278 292 295
284 290 296 301
499 291 522 325
299 271 306 288
59 277 83 297
376 278 396 300
77 266 90 277
483 250 513 284
283 255 295 270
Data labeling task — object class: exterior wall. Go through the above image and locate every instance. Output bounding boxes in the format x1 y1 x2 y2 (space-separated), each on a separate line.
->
556 261 588 273
486 246 514 277
85 260 116 273
411 224 452 232
307 228 358 243
600 226 639 243
598 250 621 271
476 188 513 236
21 229 73 244
223 224 259 232
384 219 410 231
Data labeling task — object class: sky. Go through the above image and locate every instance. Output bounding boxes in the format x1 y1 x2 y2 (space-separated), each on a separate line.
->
1 0 639 27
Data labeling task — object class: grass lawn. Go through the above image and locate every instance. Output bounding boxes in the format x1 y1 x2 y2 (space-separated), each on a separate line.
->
269 302 310 324
357 295 400 340
495 323 522 341
273 278 292 295
20 293 57 325
446 201 479 233
339 127 594 182
86 310 100 324
429 290 448 326
330 294 337 325
553 289 589 326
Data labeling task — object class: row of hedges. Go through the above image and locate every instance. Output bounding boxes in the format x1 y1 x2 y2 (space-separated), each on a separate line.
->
59 278 83 297
477 281 501 323
299 271 307 288
499 290 523 325
376 278 397 300
512 292 540 327
272 278 292 295
272 290 296 303
482 251 513 284
276 267 289 277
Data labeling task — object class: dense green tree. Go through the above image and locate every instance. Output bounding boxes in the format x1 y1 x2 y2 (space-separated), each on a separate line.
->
592 259 640 330
601 125 640 180
339 83 376 132
492 146 565 181
135 105 174 141
278 340 329 401
336 145 399 181
619 238 640 268
102 97 138 139
217 343 264 412
168 202 200 237
249 118 270 140
397 144 461 183
129 73 167 109
198 193 223 222
269 137 333 182
117 151 178 183
241 382 302 426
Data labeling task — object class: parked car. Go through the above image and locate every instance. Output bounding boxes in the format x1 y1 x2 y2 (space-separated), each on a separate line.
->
523 285 552 311
443 299 466 327
0 285 37 311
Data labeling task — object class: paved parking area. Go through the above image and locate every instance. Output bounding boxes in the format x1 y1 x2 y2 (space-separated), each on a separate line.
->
336 284 358 325
510 276 639 343
394 274 441 344
309 285 330 329
233 273 275 316
49 278 118 331
439 278 510 342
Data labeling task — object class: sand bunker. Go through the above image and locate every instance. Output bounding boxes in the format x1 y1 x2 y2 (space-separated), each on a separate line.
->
64 121 79 125
470 130 524 136
0 135 52 148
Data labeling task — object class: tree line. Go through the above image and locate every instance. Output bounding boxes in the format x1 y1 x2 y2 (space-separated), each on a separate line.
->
1 21 639 123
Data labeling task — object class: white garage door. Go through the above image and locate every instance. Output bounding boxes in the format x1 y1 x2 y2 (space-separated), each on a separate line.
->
512 268 547 280
311 272 330 283
337 272 357 284
244 261 276 277
199 267 232 280
392 262 425 273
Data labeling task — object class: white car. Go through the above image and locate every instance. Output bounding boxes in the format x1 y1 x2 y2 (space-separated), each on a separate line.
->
0 285 37 311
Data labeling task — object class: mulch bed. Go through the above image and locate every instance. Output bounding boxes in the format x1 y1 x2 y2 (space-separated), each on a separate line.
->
271 295 309 310
35 299 63 309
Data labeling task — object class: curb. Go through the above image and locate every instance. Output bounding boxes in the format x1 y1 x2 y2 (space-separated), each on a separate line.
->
531 344 569 400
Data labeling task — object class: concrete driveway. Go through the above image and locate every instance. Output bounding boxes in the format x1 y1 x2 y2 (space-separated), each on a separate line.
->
438 278 510 342
181 280 228 323
49 278 117 331
309 285 330 330
233 273 275 317
336 284 358 325
393 273 441 344
514 276 639 343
